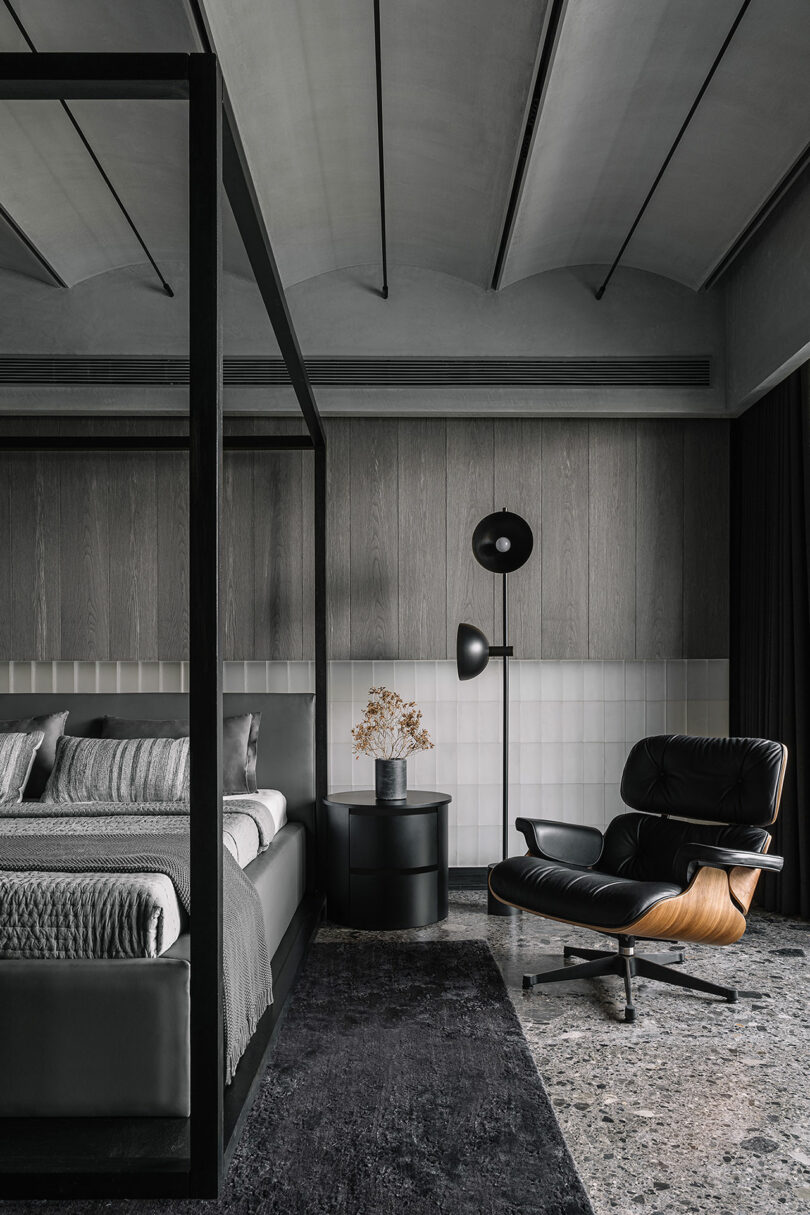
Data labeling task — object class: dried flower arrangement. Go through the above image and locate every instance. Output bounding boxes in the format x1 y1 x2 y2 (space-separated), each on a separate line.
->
351 686 434 760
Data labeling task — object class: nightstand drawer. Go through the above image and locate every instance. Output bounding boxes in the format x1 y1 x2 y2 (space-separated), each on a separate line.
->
350 810 438 870
350 871 439 930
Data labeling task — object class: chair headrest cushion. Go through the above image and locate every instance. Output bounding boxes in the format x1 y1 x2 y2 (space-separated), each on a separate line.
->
620 735 786 826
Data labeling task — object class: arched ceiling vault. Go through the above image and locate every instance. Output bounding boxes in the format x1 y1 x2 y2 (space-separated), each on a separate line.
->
0 0 808 297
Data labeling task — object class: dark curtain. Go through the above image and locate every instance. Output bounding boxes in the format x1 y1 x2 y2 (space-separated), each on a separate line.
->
730 366 810 917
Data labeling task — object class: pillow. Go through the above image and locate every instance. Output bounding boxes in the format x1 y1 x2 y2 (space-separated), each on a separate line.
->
224 714 260 795
0 731 45 806
100 713 261 795
100 716 187 741
42 735 190 804
0 711 68 798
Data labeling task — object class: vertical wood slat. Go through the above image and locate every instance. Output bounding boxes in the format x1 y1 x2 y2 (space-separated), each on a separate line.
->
59 453 110 659
636 421 684 658
684 420 730 657
493 419 542 658
0 454 10 661
541 419 588 658
0 424 47 663
108 419 158 660
350 418 399 659
156 454 190 659
589 419 636 658
223 447 254 660
301 443 315 661
9 452 60 659
397 418 446 658
446 419 494 657
325 419 352 660
253 418 304 660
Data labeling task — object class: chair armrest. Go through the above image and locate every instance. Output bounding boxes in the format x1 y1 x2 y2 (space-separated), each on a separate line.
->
674 843 784 885
515 817 603 866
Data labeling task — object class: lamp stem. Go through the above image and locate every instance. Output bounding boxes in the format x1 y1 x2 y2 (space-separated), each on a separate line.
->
502 570 509 862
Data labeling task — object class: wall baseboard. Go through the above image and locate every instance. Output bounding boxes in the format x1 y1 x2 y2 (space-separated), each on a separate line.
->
449 866 488 890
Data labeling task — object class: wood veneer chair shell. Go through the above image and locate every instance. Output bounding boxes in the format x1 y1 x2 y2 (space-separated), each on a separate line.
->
489 865 747 946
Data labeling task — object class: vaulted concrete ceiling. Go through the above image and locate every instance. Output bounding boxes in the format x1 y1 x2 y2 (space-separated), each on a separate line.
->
202 0 547 286
502 0 810 290
0 2 191 286
0 0 808 296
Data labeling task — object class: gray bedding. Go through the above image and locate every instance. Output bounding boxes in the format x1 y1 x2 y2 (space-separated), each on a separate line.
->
0 797 276 960
0 814 274 1082
0 869 183 958
3 798 273 863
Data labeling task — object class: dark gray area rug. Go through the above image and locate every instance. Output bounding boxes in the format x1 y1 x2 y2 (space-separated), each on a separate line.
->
224 939 592 1214
5 940 593 1214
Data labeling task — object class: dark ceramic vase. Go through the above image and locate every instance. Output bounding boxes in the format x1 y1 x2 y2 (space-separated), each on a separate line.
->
375 757 407 801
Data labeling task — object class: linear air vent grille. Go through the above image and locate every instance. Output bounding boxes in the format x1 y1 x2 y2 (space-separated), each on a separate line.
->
0 356 711 388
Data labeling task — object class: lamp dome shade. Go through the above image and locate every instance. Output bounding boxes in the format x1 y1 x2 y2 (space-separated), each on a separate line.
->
472 510 533 573
457 622 490 681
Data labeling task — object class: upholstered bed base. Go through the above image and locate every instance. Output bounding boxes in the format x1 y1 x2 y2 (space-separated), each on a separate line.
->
0 822 306 1117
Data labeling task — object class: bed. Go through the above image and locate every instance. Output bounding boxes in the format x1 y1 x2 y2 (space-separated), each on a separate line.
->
0 691 316 1118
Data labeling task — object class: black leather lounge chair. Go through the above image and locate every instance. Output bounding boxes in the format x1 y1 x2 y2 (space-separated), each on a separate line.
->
489 734 787 1022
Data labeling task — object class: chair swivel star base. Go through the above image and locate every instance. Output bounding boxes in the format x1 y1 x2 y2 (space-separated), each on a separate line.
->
522 934 736 1023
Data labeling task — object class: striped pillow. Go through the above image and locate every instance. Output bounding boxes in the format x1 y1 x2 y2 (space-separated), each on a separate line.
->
0 731 45 806
42 736 190 804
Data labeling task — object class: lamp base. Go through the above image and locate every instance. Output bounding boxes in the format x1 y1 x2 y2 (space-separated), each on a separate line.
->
487 863 521 917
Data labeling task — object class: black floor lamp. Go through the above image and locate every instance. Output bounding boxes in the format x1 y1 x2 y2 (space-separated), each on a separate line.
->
457 508 533 916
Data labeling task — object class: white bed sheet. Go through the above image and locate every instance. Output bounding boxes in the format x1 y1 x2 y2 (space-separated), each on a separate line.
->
224 788 287 863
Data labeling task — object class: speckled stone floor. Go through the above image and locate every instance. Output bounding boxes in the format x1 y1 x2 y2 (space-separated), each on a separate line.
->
317 892 810 1215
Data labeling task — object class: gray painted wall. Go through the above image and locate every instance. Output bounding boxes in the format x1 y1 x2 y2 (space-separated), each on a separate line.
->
725 168 810 411
0 262 725 417
0 416 728 662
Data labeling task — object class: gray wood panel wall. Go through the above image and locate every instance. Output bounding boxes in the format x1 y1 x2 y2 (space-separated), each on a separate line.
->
0 416 729 660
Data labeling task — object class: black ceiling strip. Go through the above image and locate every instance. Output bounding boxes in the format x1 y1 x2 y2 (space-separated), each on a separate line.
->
0 355 711 388
700 136 810 292
594 0 752 301
57 101 174 295
1 0 175 297
373 0 388 300
490 0 566 291
0 198 67 286
183 0 214 54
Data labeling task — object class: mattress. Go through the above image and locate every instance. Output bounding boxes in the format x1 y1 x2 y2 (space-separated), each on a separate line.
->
0 791 287 960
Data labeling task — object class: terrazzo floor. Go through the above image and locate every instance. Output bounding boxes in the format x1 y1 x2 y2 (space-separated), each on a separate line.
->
318 892 810 1215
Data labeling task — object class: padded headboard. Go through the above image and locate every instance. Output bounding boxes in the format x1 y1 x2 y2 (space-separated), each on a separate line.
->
0 692 316 834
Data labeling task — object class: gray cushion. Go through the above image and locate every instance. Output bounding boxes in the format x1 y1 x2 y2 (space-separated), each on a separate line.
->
43 735 190 803
0 731 44 805
100 713 261 795
0 711 68 799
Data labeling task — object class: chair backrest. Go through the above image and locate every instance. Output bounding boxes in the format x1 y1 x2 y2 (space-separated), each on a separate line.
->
599 811 770 889
620 735 787 828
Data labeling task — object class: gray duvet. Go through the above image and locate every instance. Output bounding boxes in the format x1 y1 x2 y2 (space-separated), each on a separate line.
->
0 798 276 960
0 797 276 1082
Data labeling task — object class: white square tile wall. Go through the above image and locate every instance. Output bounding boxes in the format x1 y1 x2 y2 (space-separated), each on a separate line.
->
10 658 729 867
319 659 728 865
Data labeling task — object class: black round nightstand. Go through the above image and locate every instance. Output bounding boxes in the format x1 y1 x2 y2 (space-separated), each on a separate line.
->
323 790 451 930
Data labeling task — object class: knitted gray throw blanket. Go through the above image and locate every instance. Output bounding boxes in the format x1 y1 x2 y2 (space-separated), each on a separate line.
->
0 832 273 1083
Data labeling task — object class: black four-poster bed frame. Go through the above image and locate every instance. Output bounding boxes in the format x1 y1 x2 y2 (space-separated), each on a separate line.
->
0 51 328 1200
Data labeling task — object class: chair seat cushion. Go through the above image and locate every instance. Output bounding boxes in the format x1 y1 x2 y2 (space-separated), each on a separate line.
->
490 855 682 930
